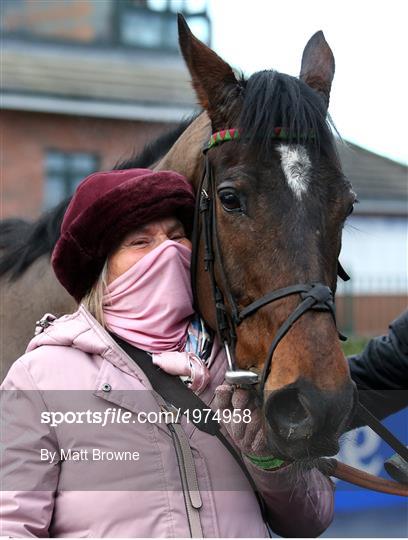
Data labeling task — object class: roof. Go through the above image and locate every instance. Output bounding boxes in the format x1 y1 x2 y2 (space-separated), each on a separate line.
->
1 38 198 120
337 141 407 216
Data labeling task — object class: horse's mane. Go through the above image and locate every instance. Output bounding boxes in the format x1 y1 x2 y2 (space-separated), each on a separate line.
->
0 116 197 279
239 70 337 159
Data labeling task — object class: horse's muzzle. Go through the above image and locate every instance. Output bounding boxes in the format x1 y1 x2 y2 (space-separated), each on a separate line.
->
264 378 356 460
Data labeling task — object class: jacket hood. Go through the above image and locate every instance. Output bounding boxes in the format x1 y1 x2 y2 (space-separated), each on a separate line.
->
26 305 110 358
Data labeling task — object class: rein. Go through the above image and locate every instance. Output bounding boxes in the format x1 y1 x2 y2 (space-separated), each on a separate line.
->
191 127 408 497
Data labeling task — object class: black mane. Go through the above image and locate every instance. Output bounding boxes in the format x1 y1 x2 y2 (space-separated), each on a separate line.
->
0 200 69 279
240 70 337 159
0 116 196 279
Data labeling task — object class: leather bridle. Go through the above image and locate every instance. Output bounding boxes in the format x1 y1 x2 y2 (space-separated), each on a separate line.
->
191 133 347 395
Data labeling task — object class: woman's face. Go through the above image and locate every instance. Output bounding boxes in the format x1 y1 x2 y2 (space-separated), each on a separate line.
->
107 217 191 284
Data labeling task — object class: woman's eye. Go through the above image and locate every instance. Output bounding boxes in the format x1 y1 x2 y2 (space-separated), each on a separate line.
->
171 234 186 242
218 189 242 212
130 239 149 246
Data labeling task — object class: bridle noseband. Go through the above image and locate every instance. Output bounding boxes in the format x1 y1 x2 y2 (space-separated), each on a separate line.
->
191 128 348 394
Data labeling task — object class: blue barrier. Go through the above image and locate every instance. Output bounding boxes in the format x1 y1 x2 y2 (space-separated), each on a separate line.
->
334 408 407 511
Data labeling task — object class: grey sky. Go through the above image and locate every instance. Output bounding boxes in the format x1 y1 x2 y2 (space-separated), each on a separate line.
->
208 0 407 165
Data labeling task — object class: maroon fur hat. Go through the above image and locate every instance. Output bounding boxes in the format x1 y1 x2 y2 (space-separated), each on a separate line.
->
52 168 195 302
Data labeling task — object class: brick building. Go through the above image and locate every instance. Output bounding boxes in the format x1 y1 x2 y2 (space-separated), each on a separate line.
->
1 0 209 218
334 143 407 336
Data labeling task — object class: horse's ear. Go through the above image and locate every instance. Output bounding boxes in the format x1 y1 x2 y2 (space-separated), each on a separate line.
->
178 14 239 126
300 31 335 110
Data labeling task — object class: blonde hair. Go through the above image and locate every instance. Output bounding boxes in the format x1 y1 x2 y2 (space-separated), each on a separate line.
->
81 260 109 327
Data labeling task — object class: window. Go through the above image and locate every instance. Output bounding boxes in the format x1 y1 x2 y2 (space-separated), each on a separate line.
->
116 0 210 50
44 150 99 209
1 0 105 44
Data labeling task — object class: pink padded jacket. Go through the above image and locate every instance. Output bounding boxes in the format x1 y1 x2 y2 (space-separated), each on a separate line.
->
1 305 334 537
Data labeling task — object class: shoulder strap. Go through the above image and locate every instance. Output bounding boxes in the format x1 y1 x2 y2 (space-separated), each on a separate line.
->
109 333 270 529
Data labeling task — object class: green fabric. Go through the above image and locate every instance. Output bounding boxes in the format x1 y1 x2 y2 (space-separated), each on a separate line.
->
245 453 286 470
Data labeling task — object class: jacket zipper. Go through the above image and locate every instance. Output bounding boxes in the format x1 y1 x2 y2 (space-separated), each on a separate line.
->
161 405 203 538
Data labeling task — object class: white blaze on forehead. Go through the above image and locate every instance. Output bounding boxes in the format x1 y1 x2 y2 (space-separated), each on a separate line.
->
277 144 312 199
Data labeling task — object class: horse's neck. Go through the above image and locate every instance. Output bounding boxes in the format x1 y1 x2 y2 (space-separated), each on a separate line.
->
155 112 216 332
154 112 211 189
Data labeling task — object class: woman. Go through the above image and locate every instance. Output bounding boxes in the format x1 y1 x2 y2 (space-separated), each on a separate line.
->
1 168 334 538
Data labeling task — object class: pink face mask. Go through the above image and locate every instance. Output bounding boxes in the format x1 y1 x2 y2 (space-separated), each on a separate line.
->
102 240 194 353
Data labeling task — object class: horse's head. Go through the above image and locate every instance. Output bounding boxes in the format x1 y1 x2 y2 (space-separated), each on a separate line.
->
177 16 357 462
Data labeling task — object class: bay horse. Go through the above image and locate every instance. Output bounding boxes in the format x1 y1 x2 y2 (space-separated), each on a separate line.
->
1 17 357 463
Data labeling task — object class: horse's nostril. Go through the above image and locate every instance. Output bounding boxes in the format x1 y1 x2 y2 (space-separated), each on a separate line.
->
266 388 314 441
275 389 308 423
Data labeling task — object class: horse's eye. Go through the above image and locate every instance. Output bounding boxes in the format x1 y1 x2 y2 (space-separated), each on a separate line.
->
219 189 242 212
346 204 355 217
346 196 358 218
